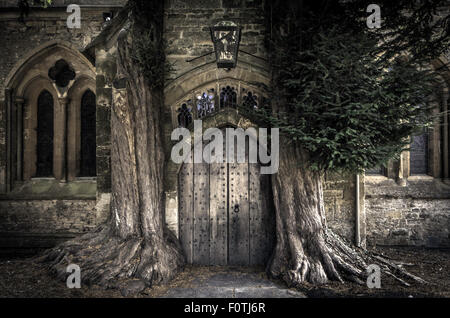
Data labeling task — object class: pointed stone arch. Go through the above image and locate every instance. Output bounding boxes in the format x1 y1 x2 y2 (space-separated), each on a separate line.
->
5 40 95 95
164 61 270 109
4 40 96 190
165 79 271 190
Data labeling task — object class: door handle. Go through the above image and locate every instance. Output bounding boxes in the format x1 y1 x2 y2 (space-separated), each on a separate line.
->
234 204 239 213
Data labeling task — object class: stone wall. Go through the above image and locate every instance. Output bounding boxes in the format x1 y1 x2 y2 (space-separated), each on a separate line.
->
324 172 361 245
365 178 450 247
0 199 99 256
165 0 267 80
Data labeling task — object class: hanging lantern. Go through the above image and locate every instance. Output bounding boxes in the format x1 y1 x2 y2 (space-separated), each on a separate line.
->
210 21 241 69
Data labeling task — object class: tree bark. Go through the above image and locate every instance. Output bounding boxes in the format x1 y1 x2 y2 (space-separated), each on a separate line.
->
37 12 185 288
269 142 336 285
268 140 426 286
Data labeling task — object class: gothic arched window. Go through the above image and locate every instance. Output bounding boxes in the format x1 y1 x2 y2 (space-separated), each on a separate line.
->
220 86 237 108
35 90 54 177
79 90 97 177
197 90 215 118
410 131 429 175
177 102 193 128
242 91 258 109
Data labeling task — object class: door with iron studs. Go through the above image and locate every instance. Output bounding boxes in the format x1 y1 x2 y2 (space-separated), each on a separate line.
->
178 131 275 266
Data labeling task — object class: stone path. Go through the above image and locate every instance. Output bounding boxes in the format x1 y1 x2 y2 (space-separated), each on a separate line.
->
159 271 306 298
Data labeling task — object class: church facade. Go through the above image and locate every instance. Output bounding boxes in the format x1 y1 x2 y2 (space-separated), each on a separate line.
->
0 0 449 259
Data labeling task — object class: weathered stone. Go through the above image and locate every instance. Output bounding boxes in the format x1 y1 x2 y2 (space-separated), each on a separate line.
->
365 179 450 247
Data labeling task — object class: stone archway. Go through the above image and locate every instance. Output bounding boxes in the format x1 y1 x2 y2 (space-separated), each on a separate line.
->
177 127 275 266
162 63 274 265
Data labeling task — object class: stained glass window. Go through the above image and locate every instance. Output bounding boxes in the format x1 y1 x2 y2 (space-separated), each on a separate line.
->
79 90 97 177
173 86 270 126
242 91 258 109
178 102 193 128
197 89 215 118
35 90 54 177
220 86 237 109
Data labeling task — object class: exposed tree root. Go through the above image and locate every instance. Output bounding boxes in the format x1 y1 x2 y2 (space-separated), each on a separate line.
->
35 221 185 288
270 229 427 288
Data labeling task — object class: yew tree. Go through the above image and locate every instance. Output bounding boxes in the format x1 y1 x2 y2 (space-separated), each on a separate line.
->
253 0 449 286
40 1 185 288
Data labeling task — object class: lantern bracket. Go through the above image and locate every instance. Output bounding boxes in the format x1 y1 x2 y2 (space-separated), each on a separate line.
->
185 49 267 63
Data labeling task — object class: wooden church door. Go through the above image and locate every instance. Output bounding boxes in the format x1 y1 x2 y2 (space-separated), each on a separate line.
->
178 132 274 266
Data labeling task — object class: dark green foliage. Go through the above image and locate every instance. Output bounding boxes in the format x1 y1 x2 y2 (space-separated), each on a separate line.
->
256 0 449 173
18 0 52 22
129 0 172 89
130 29 173 89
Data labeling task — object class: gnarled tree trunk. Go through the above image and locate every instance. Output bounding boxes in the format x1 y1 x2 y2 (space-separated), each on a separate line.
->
37 5 185 288
268 140 426 287
269 142 337 285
